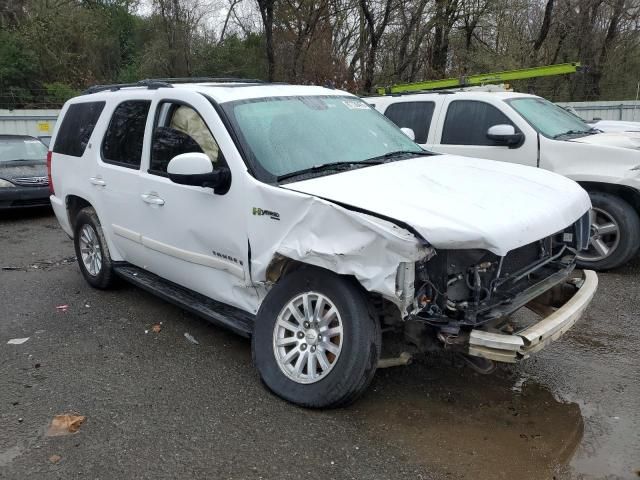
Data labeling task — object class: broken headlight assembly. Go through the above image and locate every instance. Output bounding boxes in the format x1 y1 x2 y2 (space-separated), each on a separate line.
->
412 212 590 329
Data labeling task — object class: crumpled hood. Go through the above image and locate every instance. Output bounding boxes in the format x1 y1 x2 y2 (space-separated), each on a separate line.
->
285 155 591 256
570 132 640 150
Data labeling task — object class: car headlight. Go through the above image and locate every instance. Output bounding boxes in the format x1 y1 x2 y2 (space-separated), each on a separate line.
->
0 178 15 188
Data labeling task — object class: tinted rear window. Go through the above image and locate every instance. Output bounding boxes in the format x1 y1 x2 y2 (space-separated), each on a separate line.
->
102 100 151 169
384 101 435 143
53 102 105 157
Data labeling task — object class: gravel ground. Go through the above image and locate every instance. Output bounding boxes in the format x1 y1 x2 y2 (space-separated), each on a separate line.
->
1 208 638 480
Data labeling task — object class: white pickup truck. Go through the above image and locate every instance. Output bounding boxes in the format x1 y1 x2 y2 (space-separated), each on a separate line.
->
367 91 640 270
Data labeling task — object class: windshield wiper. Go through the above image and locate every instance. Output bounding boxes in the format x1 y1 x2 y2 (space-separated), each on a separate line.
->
363 150 426 163
277 160 383 182
276 151 425 182
552 129 594 139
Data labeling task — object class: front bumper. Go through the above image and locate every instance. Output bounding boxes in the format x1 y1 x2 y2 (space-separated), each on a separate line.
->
468 269 598 363
0 186 50 209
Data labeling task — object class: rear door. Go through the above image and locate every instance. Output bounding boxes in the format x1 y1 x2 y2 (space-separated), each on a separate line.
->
94 98 154 267
431 98 538 166
382 100 438 147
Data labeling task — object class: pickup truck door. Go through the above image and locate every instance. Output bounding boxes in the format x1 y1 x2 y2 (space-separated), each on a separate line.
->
134 91 250 309
430 98 538 167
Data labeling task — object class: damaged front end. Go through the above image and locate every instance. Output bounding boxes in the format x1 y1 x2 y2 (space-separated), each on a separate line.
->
406 213 598 363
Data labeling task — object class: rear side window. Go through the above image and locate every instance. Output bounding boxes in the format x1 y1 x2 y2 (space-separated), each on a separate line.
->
102 101 151 168
384 101 435 143
441 100 515 145
53 102 105 157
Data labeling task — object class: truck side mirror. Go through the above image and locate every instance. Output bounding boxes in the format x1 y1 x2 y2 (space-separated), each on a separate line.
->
486 124 524 148
400 127 416 141
167 153 231 195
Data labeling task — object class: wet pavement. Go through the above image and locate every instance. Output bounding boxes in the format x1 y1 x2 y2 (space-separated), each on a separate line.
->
1 208 638 479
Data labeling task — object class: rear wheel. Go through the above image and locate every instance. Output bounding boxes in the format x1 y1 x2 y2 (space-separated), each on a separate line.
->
73 207 115 289
253 266 380 408
577 192 640 270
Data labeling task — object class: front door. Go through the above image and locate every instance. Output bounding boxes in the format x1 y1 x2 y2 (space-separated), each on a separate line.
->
431 98 538 167
135 90 249 309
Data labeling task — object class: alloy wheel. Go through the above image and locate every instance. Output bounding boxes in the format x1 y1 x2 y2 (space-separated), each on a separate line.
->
272 292 343 384
577 207 620 262
79 224 103 276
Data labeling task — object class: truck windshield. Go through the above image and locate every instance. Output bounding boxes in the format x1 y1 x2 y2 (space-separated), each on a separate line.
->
221 95 423 182
508 97 594 139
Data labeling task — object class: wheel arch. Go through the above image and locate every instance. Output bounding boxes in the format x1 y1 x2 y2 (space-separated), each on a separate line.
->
65 195 93 234
578 181 640 215
264 255 402 325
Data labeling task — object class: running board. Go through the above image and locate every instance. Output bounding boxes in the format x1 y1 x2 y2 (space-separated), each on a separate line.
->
113 264 255 337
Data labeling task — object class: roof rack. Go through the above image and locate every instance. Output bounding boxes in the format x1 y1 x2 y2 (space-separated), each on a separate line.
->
144 77 266 84
82 77 266 95
376 62 581 95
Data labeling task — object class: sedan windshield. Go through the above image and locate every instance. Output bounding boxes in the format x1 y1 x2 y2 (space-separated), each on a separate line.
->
508 97 595 139
221 95 423 182
0 137 48 163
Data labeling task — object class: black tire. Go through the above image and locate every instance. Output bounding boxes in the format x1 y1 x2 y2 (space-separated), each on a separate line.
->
577 192 640 271
252 266 381 408
73 206 116 289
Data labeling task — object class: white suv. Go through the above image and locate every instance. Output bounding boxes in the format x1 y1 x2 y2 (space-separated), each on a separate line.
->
366 91 640 270
49 79 597 407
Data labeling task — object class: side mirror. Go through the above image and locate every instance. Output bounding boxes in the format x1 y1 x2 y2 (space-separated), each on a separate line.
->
167 153 231 195
400 127 416 141
486 124 524 148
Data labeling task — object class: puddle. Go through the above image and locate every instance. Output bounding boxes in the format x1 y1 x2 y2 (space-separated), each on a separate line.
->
348 357 583 480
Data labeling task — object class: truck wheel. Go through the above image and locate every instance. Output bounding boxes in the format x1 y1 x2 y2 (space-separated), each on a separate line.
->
577 192 640 270
252 266 380 408
73 207 115 289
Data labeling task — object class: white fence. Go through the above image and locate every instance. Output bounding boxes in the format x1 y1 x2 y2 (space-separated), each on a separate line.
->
556 100 640 122
0 109 60 137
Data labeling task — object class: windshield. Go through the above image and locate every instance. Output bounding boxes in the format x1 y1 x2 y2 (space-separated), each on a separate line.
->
508 97 593 139
221 95 423 181
0 137 48 163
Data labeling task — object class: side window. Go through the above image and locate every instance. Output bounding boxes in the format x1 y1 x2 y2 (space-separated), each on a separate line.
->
102 100 151 168
150 103 223 175
384 101 435 143
441 100 516 146
53 102 105 157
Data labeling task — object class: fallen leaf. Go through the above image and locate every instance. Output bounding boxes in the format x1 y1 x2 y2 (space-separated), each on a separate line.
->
46 414 86 437
7 337 29 345
151 323 161 333
49 455 61 464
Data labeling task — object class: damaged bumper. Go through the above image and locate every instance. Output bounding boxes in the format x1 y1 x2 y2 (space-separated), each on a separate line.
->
468 269 598 363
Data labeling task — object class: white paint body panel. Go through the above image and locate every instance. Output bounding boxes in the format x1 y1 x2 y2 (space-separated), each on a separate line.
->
286 155 591 256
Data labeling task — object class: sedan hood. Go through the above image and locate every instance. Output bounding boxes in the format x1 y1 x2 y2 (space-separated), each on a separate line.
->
570 132 640 150
285 155 591 256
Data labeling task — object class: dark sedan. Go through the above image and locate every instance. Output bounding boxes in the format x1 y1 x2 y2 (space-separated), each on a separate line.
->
0 135 50 209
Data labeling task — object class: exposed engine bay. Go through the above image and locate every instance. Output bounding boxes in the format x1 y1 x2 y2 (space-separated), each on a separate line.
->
410 212 591 336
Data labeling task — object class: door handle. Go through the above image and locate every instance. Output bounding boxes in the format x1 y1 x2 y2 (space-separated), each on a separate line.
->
141 193 165 206
89 176 106 187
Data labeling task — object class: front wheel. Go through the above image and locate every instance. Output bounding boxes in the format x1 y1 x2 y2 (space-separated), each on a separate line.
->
252 266 380 408
577 192 640 270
